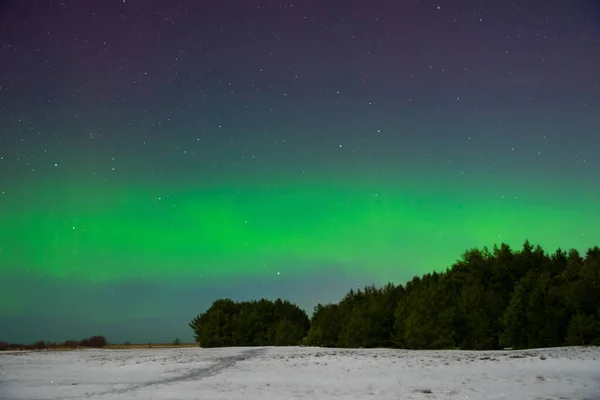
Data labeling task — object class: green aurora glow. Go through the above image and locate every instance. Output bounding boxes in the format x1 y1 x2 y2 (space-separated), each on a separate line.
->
3 172 598 289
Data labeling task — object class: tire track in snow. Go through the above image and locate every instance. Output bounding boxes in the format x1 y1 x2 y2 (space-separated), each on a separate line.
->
63 347 267 399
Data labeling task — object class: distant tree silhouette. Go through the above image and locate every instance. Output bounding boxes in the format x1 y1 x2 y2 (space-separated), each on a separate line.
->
32 340 46 350
79 335 107 348
63 340 79 348
88 335 107 347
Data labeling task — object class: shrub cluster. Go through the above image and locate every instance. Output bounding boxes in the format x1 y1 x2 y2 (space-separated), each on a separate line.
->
190 298 310 347
79 335 108 348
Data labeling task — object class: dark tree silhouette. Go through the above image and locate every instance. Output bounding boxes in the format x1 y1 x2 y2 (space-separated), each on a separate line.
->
79 335 107 348
189 298 310 347
191 241 600 349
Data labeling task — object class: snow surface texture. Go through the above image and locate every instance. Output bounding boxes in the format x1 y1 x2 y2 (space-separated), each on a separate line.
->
1 346 599 399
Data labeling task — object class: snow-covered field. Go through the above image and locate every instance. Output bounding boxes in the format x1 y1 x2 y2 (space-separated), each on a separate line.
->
1 346 599 400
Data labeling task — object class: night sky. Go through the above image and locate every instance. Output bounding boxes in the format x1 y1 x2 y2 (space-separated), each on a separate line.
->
1 0 599 344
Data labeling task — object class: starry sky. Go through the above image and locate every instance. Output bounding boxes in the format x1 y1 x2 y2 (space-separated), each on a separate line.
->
1 0 599 344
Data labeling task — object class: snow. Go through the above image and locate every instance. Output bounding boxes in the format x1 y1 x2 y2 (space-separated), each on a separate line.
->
1 346 599 399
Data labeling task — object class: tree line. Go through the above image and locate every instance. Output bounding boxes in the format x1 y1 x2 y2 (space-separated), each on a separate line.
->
190 241 600 349
0 335 107 351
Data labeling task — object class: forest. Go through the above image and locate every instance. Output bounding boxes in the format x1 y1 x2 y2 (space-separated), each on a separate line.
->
189 241 600 349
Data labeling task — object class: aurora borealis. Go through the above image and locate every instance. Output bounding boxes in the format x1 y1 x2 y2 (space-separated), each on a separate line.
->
1 0 599 343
